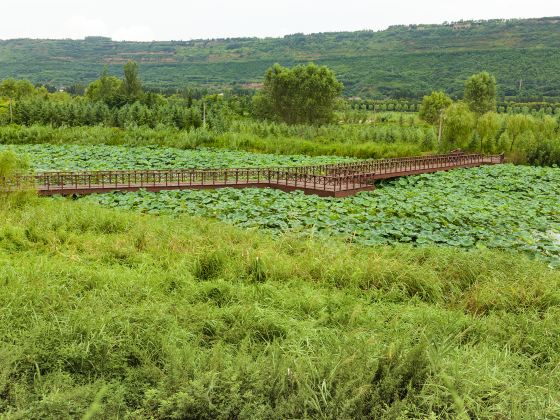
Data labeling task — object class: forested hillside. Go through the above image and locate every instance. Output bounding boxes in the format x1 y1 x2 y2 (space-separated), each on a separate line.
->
1 17 559 99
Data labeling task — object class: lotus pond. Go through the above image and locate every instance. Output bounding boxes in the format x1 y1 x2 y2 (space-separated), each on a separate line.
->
0 144 354 171
81 164 560 267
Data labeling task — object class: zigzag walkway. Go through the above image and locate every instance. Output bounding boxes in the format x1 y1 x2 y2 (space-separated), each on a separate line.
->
5 152 504 198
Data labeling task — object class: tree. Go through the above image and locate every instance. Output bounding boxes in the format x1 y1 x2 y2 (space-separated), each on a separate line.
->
85 67 124 106
252 63 343 125
0 79 36 123
442 102 476 150
419 91 452 145
122 61 143 102
66 83 86 96
419 91 452 125
464 72 497 115
477 112 501 152
506 114 533 151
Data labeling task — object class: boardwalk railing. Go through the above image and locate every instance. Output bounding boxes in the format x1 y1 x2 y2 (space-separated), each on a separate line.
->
324 152 503 176
7 167 376 194
1 151 505 197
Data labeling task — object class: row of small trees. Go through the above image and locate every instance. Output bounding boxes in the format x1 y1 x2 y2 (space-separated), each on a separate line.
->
8 98 207 130
0 62 240 131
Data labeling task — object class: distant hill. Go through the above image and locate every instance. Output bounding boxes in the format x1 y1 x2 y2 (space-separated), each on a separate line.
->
1 17 560 100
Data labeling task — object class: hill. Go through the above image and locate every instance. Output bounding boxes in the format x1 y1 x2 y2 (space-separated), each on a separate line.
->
1 17 560 99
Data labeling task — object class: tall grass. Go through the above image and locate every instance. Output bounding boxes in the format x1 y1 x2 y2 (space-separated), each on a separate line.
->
0 123 428 159
0 150 35 207
2 111 559 164
0 199 559 418
0 149 29 178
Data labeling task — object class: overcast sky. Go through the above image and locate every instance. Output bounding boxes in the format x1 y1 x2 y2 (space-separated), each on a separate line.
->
1 0 558 41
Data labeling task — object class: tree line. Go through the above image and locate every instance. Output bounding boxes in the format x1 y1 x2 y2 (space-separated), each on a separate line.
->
0 62 241 131
0 62 342 128
1 63 559 166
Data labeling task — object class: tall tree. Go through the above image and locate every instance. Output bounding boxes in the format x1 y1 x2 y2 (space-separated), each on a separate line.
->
419 91 453 145
419 91 452 125
253 63 343 125
477 112 501 153
464 72 497 115
0 79 35 123
442 102 476 151
122 61 143 102
85 67 124 106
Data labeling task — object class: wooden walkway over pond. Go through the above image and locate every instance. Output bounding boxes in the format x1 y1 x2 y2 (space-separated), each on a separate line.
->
5 152 504 198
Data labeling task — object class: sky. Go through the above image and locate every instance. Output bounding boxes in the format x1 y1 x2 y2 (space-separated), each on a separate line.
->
1 0 558 41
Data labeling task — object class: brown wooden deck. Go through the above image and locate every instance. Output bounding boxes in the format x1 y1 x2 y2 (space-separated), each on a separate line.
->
3 152 504 198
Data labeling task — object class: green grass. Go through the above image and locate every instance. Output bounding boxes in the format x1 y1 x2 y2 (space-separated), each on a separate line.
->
0 124 428 160
2 112 559 164
1 197 559 418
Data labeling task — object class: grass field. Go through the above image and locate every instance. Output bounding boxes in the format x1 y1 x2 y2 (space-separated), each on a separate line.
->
1 137 559 418
1 197 559 418
2 15 560 418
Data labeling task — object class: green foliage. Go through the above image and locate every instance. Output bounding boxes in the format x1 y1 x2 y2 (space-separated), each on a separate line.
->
0 150 34 207
0 144 353 171
476 112 502 153
87 164 560 267
253 64 343 125
6 97 204 130
464 72 498 115
442 102 476 150
85 67 124 107
85 62 145 107
2 107 560 165
0 149 28 178
1 199 560 417
2 67 559 164
2 18 560 99
419 91 452 125
0 123 427 160
0 78 36 100
506 113 534 152
121 60 143 103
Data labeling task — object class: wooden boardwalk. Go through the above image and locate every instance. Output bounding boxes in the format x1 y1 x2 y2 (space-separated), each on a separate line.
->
5 152 504 198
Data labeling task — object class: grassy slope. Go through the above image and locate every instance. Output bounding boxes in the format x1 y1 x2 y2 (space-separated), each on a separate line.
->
1 197 559 418
1 17 560 98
